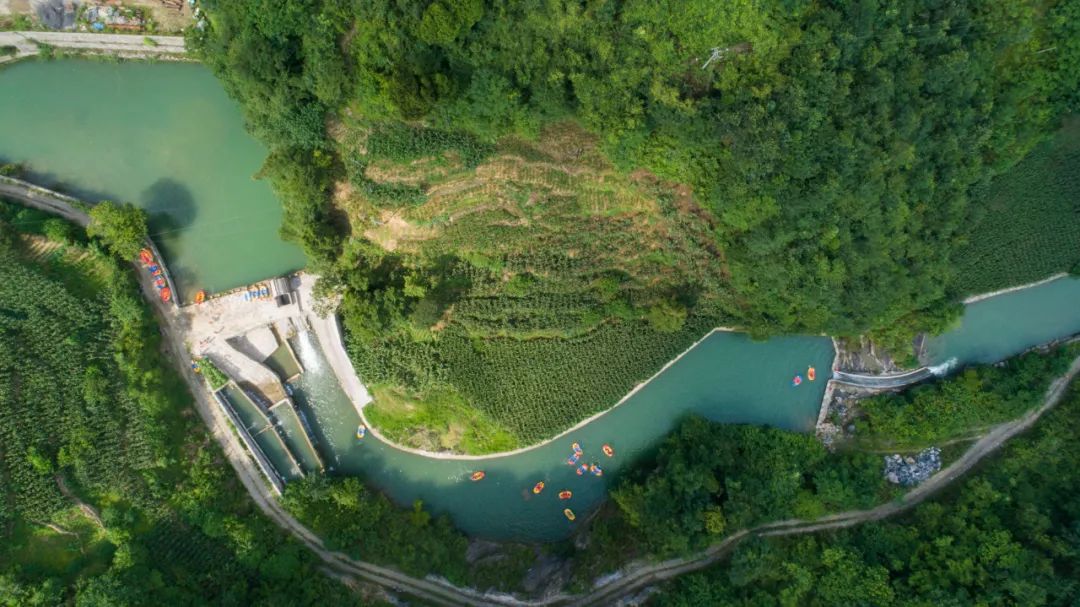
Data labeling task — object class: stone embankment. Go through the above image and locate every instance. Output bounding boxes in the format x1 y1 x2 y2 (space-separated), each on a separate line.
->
0 30 186 62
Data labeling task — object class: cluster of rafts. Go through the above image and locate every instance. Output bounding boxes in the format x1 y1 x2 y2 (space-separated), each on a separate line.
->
475 441 613 522
348 367 816 522
139 248 172 303
139 248 209 305
354 423 614 522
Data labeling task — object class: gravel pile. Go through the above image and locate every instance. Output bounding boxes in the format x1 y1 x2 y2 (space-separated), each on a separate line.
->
883 446 941 486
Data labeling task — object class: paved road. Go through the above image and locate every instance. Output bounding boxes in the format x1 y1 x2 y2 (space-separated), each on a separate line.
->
0 176 90 226
0 30 185 58
6 180 1078 606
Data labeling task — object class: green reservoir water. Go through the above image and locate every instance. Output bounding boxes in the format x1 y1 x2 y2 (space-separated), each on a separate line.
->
0 59 305 299
272 403 323 474
927 277 1080 366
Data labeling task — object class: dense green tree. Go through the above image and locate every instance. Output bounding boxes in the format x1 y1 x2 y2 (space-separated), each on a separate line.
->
86 201 148 260
656 378 1080 606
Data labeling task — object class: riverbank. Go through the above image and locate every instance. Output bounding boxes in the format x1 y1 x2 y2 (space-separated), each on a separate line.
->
342 326 743 462
962 272 1069 304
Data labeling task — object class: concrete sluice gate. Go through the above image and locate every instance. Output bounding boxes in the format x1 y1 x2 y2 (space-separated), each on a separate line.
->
206 304 326 491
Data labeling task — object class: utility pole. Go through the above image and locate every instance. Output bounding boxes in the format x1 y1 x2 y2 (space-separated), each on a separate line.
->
702 47 727 70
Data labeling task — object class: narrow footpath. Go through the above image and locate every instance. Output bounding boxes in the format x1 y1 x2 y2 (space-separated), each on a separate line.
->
5 182 1078 606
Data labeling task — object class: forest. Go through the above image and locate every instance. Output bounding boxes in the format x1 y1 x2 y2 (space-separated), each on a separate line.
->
188 0 1080 450
654 380 1080 606
0 202 365 605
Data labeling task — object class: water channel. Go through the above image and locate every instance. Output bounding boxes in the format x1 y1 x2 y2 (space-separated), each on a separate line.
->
0 59 306 300
4 58 1079 543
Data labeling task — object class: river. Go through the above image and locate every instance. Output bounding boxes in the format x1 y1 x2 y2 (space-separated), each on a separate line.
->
3 58 1079 543
925 277 1080 366
0 59 305 300
283 276 1080 542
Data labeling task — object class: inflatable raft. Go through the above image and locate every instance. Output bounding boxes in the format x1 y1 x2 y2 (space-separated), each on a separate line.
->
470 471 485 482
807 366 816 381
558 490 572 500
356 424 366 439
602 444 614 457
563 508 575 521
532 481 545 494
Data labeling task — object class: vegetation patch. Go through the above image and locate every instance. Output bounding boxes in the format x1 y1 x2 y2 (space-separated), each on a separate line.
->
365 384 519 453
855 344 1079 449
0 205 363 604
953 117 1080 295
325 119 727 449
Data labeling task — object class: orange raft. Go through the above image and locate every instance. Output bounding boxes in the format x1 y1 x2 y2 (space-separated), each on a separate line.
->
194 290 206 304
602 444 614 457
470 471 486 482
139 248 153 265
558 490 572 500
532 482 545 494
807 366 816 381
160 287 172 303
563 509 576 521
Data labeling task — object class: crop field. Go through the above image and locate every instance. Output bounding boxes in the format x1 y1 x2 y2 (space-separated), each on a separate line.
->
349 313 719 445
0 241 159 528
952 117 1080 295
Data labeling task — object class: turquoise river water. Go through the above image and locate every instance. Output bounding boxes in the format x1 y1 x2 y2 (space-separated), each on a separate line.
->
3 59 1079 542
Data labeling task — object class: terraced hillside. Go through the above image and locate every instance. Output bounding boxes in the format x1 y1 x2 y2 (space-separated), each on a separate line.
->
327 120 727 452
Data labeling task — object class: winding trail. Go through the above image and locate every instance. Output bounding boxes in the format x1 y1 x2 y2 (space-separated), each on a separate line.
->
5 181 1078 605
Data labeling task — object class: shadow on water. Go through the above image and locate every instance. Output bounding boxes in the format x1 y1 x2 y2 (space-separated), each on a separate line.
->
139 178 198 300
5 163 117 207
140 177 197 233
